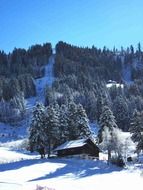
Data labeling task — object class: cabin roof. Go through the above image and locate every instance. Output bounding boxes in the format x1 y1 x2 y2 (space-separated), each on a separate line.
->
54 139 88 151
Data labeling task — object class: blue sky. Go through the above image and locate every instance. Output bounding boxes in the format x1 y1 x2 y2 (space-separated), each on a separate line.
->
0 0 143 52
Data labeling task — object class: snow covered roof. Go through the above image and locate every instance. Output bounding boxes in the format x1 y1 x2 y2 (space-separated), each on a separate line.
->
106 80 124 88
54 139 87 151
106 83 124 88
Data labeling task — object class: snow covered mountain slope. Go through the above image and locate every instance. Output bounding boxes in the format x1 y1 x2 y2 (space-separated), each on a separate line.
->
122 63 132 84
0 53 55 143
36 55 55 101
26 54 55 110
122 58 143 84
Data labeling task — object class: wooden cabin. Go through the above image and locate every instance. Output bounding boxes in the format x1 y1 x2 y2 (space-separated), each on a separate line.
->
54 138 100 158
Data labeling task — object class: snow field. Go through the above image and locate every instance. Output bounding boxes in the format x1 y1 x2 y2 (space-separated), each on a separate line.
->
0 141 143 190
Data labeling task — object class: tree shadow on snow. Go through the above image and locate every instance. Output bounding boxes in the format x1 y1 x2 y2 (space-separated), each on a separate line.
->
28 158 122 182
0 158 47 172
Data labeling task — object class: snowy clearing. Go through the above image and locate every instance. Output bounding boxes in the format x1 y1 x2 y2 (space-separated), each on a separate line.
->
0 143 143 190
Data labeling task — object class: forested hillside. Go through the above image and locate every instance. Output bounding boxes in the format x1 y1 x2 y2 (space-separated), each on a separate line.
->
44 41 143 132
0 41 143 176
1 40 143 134
0 43 52 123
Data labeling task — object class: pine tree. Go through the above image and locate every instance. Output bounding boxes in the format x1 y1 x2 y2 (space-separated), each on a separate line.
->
44 105 60 157
130 45 134 55
98 105 118 163
137 42 141 60
130 110 143 154
67 101 79 140
0 97 24 124
59 104 69 143
65 101 90 140
0 98 9 123
98 105 117 142
137 134 143 154
96 95 104 122
76 104 91 138
113 96 130 131
28 103 46 158
10 92 26 118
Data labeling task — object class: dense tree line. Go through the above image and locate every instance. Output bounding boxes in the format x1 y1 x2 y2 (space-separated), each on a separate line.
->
0 74 36 123
0 74 36 101
46 41 143 133
0 42 52 123
54 41 122 81
28 102 91 158
0 92 26 124
0 43 52 78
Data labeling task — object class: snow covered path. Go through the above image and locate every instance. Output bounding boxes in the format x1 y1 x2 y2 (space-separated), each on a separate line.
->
36 55 55 101
122 63 132 84
26 54 55 109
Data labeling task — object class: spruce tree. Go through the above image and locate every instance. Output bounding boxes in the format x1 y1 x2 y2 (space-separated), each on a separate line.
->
113 96 129 131
67 101 79 140
59 104 69 143
130 110 143 154
76 104 91 138
44 105 60 157
28 103 46 158
98 105 117 142
98 105 118 163
96 95 104 122
137 135 143 154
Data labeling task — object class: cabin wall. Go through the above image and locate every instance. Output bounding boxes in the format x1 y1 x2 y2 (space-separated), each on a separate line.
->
83 144 99 157
57 147 83 157
57 143 99 157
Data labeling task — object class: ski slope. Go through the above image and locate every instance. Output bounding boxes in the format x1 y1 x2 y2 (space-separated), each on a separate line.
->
36 55 55 101
122 64 132 84
26 54 55 109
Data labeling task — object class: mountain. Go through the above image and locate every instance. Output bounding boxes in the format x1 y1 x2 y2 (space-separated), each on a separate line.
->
0 41 143 190
1 41 143 139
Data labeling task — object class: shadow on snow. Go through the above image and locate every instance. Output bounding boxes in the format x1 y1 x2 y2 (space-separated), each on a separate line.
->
0 158 47 172
28 158 122 182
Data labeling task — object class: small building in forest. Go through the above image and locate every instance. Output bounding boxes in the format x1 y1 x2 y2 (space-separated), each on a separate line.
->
54 138 100 158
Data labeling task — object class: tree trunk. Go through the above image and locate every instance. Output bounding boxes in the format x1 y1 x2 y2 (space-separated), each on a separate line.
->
108 149 111 164
48 140 51 158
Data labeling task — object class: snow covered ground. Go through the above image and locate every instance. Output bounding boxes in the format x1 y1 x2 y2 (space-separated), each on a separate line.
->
0 142 143 190
122 63 132 84
36 55 55 102
0 122 28 143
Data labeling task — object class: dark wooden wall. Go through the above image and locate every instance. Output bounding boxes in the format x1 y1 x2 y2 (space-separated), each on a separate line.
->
57 140 99 157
